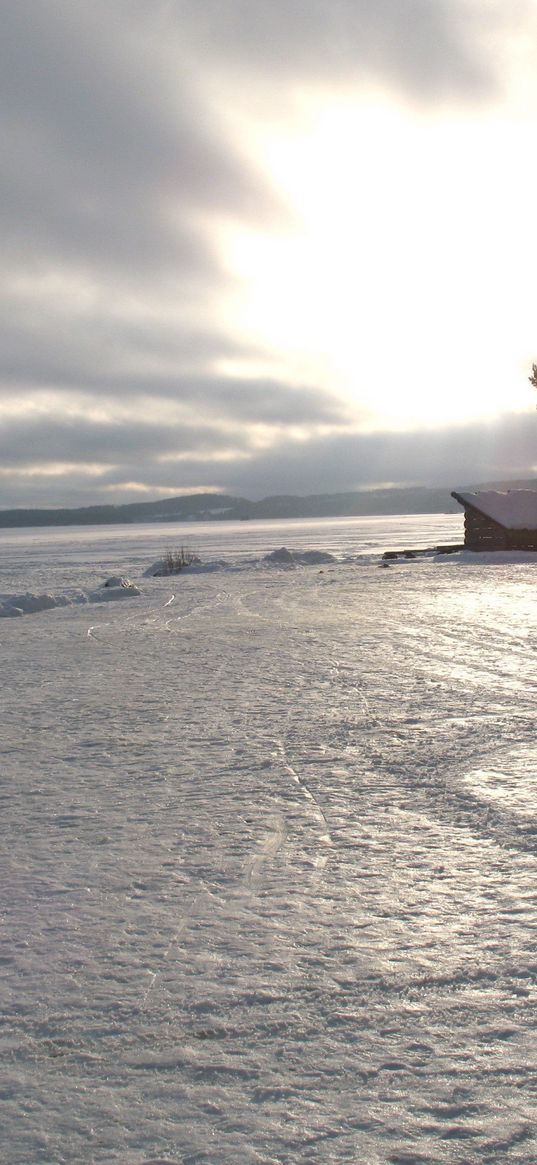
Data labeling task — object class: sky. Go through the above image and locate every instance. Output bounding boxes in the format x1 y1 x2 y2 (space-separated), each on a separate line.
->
2 0 537 509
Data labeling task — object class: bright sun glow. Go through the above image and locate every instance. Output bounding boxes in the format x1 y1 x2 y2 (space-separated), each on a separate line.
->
218 99 537 429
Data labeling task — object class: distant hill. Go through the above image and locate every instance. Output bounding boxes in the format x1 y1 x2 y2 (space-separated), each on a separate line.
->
1 480 535 528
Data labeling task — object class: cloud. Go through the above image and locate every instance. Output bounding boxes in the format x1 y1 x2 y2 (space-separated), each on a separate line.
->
2 411 536 509
0 414 252 469
0 277 351 427
0 372 351 471
0 1 535 512
174 0 508 102
0 0 515 288
0 286 252 394
0 2 286 282
183 411 537 497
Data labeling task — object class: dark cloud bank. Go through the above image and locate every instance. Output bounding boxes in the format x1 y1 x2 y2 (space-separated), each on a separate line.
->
2 411 536 510
0 1 532 509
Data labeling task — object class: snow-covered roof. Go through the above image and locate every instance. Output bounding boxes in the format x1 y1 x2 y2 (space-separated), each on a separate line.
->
453 490 537 530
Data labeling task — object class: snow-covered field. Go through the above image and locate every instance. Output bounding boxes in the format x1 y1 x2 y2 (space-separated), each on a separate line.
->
2 513 537 1165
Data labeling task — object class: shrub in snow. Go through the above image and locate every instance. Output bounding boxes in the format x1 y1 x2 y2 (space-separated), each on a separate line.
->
264 547 295 564
145 546 201 576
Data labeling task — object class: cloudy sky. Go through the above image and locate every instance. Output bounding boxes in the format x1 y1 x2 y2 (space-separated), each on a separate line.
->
2 0 537 508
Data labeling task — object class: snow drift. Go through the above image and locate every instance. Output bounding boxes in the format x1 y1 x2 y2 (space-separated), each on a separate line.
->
0 578 140 618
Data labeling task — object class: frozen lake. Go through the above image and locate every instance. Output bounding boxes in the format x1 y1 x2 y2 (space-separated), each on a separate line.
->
0 512 463 593
2 513 537 1164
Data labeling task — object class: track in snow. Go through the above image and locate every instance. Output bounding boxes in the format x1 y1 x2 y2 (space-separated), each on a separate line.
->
2 549 537 1164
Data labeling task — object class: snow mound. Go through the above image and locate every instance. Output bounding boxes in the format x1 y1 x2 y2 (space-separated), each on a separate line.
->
298 549 337 564
0 592 71 617
181 559 229 573
145 559 177 577
264 546 336 565
0 581 141 617
89 581 140 601
102 575 136 588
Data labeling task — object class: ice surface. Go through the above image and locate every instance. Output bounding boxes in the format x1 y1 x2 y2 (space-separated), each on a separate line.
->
2 513 537 1164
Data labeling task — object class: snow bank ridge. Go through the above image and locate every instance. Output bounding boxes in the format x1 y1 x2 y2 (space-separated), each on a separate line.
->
0 592 74 618
0 578 140 618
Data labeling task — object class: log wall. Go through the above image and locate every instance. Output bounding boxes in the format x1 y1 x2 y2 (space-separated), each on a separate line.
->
464 508 508 551
506 529 537 551
464 508 537 551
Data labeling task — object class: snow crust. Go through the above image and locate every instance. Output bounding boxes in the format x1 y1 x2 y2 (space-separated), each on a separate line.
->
3 513 537 1164
457 488 537 529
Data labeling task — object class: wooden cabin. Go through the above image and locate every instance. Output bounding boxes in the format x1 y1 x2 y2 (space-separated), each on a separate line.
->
452 490 537 551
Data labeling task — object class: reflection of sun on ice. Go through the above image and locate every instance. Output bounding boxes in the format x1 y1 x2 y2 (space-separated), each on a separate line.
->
217 98 536 429
464 752 537 819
